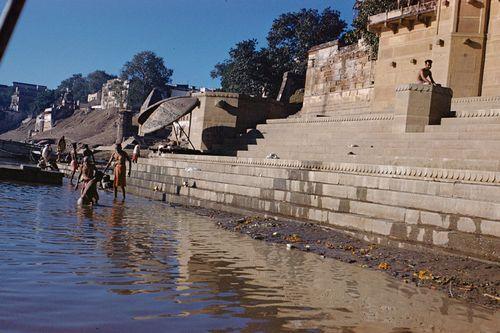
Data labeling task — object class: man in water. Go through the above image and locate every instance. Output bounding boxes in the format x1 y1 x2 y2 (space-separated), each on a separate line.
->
77 170 103 206
68 142 79 185
82 144 96 165
104 143 131 200
417 59 437 86
75 157 95 193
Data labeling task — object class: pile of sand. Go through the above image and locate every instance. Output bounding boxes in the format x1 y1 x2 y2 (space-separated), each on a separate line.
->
0 108 121 146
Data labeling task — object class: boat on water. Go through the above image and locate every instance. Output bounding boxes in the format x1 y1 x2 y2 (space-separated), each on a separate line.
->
0 139 40 162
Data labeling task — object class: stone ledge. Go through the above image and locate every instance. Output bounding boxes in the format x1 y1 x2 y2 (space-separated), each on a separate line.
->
455 109 500 118
146 154 500 185
452 96 500 104
266 112 393 124
396 84 453 97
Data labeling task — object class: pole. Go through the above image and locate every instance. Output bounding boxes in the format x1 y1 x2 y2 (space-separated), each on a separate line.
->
174 121 196 151
0 0 25 64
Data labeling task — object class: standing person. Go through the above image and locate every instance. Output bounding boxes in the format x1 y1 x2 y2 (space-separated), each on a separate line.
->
417 59 437 86
82 144 96 165
104 143 131 200
41 143 52 163
132 144 140 163
69 142 79 185
56 136 66 162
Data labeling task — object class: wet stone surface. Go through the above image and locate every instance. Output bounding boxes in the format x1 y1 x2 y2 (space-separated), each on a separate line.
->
0 181 498 332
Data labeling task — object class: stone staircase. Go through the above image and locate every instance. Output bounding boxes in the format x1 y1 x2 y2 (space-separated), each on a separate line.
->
234 109 500 172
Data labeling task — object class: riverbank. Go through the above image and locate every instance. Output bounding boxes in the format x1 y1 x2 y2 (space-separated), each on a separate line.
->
185 206 500 310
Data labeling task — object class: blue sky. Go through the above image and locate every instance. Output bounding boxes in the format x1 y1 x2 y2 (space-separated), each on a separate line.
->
0 0 355 89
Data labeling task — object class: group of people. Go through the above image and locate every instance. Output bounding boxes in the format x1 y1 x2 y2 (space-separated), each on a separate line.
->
43 138 139 206
71 143 137 205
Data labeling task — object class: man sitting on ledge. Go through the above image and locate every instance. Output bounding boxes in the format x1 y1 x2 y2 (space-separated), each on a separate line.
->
417 59 438 86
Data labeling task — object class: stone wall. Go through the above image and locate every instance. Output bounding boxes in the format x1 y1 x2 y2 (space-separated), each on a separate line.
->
302 40 375 116
183 92 288 152
370 0 490 112
482 0 500 96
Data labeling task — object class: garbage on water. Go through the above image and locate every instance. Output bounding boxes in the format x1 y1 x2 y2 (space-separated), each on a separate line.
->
378 262 391 270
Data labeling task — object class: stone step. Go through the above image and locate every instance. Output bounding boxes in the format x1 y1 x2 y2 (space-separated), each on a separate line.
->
248 127 500 141
236 150 500 171
138 156 500 203
256 121 391 132
242 144 500 160
425 123 500 132
127 165 499 260
247 138 500 149
441 115 500 125
133 160 500 223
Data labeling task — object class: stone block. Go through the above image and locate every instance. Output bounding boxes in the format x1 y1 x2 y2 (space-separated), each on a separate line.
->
481 220 500 237
393 84 453 133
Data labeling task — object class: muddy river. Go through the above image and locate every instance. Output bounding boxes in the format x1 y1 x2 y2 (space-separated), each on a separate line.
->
0 181 498 332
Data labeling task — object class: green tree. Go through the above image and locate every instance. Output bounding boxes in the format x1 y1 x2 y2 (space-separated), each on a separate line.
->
212 8 346 98
351 0 399 55
86 70 116 94
210 40 272 96
57 73 89 103
0 86 13 109
120 51 173 110
28 89 56 116
267 8 346 77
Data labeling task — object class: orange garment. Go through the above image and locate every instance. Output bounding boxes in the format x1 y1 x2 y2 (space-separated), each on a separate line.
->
114 164 126 187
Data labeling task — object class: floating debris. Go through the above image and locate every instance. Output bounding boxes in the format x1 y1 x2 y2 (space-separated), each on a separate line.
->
378 262 391 270
285 234 302 243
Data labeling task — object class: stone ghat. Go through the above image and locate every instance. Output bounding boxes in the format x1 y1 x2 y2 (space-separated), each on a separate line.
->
59 155 499 262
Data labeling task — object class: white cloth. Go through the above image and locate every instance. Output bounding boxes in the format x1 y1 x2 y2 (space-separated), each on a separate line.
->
133 145 140 155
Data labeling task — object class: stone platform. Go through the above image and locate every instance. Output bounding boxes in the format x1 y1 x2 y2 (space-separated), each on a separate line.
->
0 164 63 185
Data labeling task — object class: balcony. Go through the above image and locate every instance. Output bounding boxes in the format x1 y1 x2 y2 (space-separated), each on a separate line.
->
368 0 438 33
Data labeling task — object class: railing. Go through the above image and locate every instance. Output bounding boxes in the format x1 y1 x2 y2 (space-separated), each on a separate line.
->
369 0 438 26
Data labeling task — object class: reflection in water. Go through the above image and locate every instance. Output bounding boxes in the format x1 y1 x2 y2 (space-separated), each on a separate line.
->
0 181 498 333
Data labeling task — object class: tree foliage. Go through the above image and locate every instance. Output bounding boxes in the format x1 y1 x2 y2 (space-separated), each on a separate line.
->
87 70 116 94
56 70 116 103
0 86 13 109
120 51 173 110
212 8 346 98
28 89 56 116
210 40 272 97
267 8 346 77
351 0 398 55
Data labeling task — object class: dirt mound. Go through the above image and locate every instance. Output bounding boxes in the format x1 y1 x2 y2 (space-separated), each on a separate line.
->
0 109 121 146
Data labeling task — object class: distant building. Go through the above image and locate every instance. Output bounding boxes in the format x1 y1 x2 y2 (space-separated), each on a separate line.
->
87 90 102 109
9 82 47 115
101 79 129 110
167 84 198 97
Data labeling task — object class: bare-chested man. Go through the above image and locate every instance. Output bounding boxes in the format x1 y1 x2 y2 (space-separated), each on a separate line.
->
104 143 131 200
69 142 79 185
417 59 437 85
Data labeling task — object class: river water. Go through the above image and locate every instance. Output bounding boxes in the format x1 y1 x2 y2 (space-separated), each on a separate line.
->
0 181 498 333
